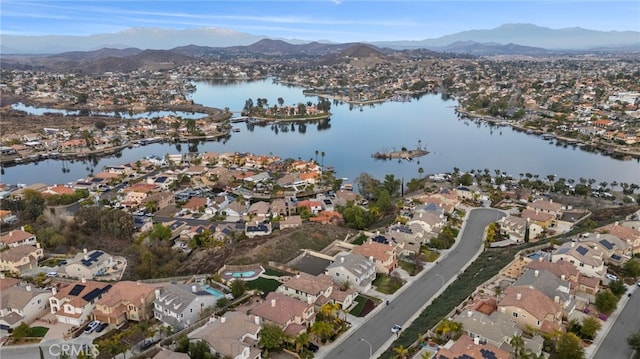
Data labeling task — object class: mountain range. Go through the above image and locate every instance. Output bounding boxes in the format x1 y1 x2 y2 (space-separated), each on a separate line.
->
2 23 638 54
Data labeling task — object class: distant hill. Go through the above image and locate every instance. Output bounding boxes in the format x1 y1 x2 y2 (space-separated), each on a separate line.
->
373 23 640 50
436 41 555 56
2 23 638 55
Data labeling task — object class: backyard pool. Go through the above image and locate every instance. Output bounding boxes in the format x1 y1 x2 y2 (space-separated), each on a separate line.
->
225 271 256 278
202 285 224 298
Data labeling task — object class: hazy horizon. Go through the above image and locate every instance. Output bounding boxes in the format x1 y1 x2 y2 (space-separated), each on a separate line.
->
2 0 639 42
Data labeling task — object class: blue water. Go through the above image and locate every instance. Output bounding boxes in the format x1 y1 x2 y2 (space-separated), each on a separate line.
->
232 271 255 278
202 285 224 298
2 79 639 186
12 103 208 119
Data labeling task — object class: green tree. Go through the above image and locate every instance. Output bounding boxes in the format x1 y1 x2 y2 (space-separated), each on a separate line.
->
310 320 334 342
595 289 618 315
623 258 640 278
459 173 474 186
382 174 401 197
12 322 30 340
148 223 172 242
510 334 526 359
230 279 246 299
555 332 585 359
609 279 627 297
258 323 286 352
393 345 409 358
580 316 602 340
627 330 640 356
189 340 217 359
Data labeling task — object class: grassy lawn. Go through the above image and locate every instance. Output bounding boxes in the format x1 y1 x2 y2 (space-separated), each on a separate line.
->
246 277 281 294
28 326 49 337
349 295 367 316
372 273 405 294
420 246 441 262
398 260 417 276
352 234 368 245
379 247 519 359
263 268 286 277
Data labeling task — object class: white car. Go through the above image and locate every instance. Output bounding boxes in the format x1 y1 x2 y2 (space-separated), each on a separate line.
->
605 273 618 281
84 321 100 334
391 324 402 334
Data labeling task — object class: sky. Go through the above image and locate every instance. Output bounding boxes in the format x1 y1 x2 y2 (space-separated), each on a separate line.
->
1 0 639 42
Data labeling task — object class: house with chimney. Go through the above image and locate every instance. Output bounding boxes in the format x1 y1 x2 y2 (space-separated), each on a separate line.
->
524 258 600 297
276 272 334 306
189 312 262 359
511 268 574 316
250 292 315 337
526 199 564 218
497 286 562 333
0 283 51 331
434 335 511 359
49 280 112 326
551 241 607 278
0 243 44 275
61 249 114 280
0 228 38 248
577 232 632 264
352 240 398 274
325 252 376 292
153 284 219 330
93 281 157 326
499 215 544 243
452 309 543 357
599 221 640 255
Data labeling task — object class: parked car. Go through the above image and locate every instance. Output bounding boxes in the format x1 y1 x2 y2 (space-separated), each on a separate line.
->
306 342 319 353
84 321 100 334
96 322 108 333
46 271 58 278
391 324 402 334
605 273 618 281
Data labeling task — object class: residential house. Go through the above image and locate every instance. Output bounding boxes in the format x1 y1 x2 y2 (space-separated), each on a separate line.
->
94 281 157 326
122 183 158 206
499 216 544 243
0 243 44 275
0 284 50 331
325 252 376 292
190 312 262 359
250 292 315 337
434 334 511 359
527 199 564 218
524 258 600 296
141 191 175 212
578 232 632 264
520 209 556 230
387 222 429 255
497 286 562 333
61 249 114 280
279 216 303 230
453 309 543 357
309 211 343 225
270 198 292 218
49 280 112 326
277 272 334 306
512 269 574 315
352 240 398 274
41 184 75 196
599 222 640 255
245 222 272 238
183 197 209 214
296 200 323 215
222 200 247 222
245 201 271 221
0 228 38 248
153 284 219 330
551 241 607 278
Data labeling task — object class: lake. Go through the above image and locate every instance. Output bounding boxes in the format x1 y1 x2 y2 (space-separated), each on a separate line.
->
2 79 639 187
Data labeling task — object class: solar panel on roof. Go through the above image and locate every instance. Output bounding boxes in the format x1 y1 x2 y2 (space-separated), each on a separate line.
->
69 284 85 296
599 239 614 250
576 246 589 256
611 254 622 260
82 288 103 302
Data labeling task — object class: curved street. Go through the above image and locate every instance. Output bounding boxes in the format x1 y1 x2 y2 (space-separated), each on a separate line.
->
321 208 504 359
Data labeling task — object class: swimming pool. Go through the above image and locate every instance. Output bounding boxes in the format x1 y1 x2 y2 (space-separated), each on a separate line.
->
225 271 256 278
202 285 224 298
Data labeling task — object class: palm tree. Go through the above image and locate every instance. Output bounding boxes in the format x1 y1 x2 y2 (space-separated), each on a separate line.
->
510 334 526 359
294 332 309 353
393 345 409 359
418 167 424 179
315 149 319 164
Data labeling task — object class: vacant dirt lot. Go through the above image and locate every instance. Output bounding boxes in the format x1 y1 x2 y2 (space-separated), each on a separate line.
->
176 222 356 276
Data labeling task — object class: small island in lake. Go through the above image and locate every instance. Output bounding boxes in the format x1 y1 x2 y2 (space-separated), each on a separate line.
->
372 146 429 160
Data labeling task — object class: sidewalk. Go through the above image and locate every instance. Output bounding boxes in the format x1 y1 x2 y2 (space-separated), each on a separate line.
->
584 283 637 358
314 207 480 359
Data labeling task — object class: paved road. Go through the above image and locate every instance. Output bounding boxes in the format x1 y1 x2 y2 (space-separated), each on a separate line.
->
323 208 504 359
592 284 640 359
